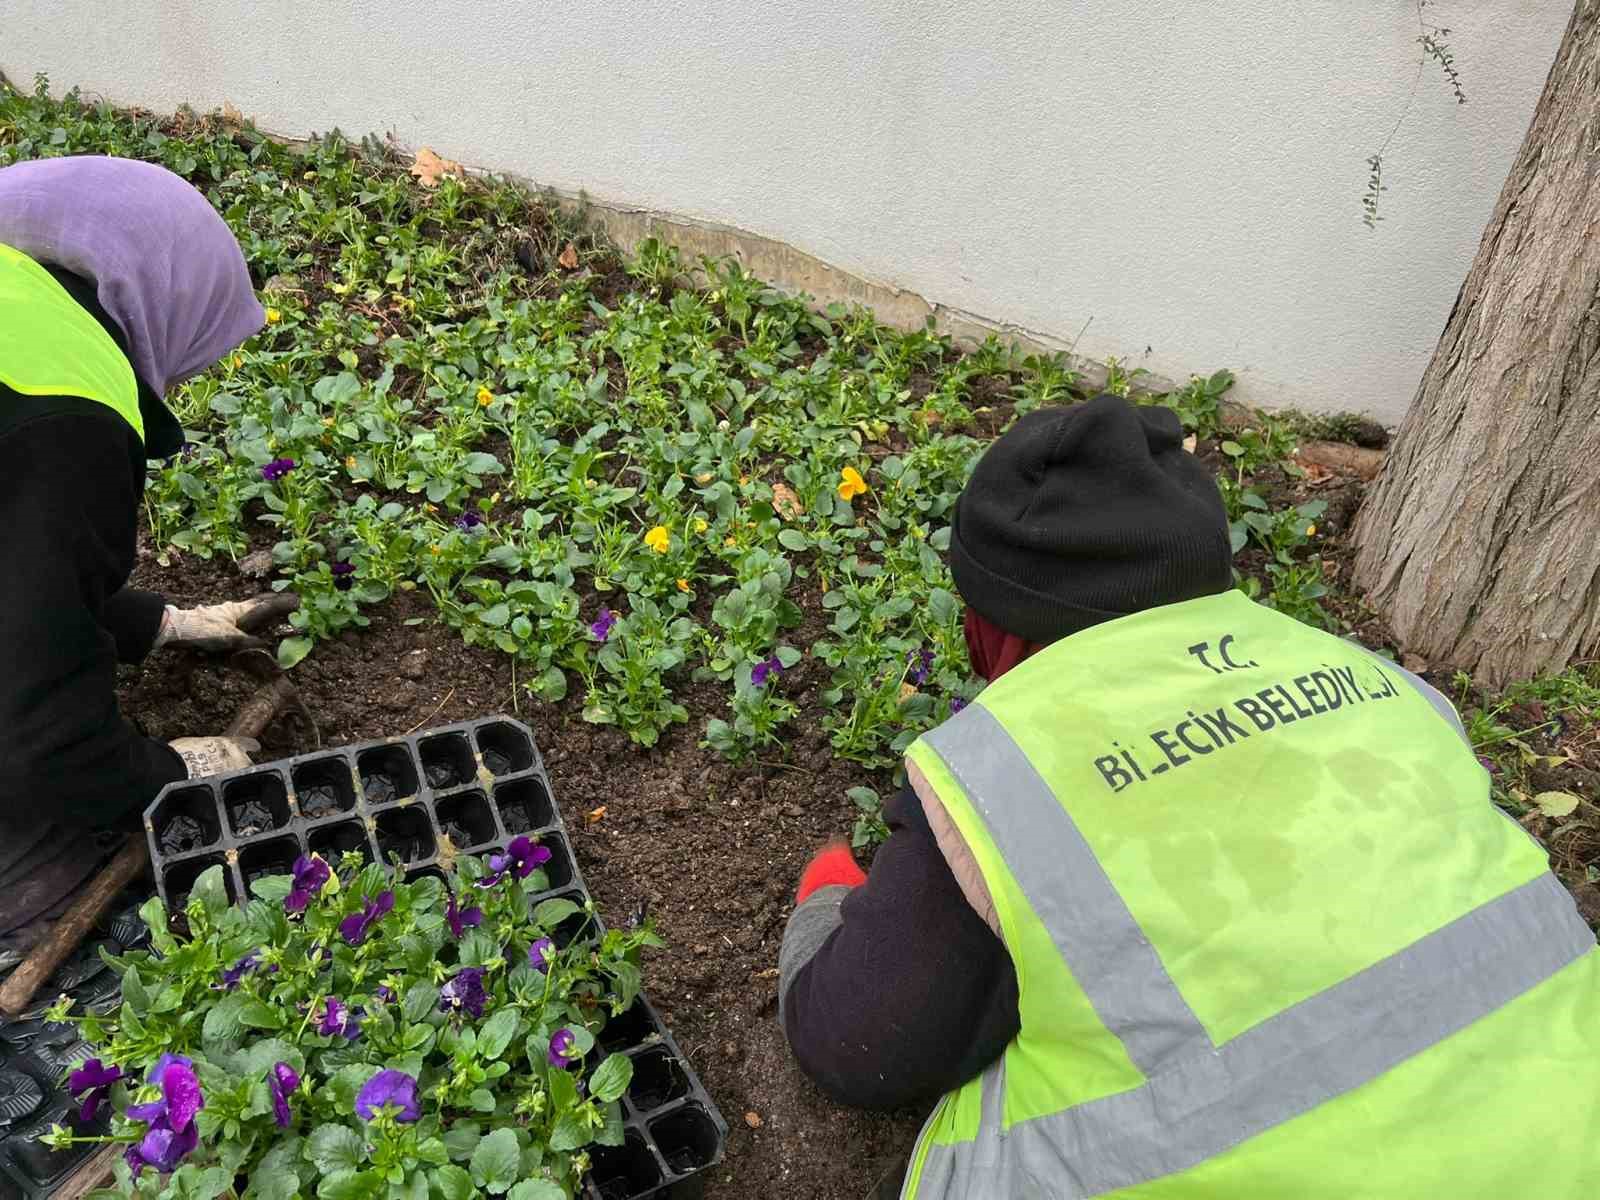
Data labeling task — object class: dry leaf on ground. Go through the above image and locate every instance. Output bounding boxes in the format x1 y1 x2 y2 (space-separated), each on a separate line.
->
744 1112 764 1129
772 483 805 521
558 242 580 270
410 147 464 188
583 805 608 827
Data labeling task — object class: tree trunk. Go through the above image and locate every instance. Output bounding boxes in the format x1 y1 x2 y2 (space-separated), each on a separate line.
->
1352 1 1600 687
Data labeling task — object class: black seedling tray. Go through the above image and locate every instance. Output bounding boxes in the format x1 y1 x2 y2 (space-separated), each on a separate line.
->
143 716 727 1200
0 896 151 1200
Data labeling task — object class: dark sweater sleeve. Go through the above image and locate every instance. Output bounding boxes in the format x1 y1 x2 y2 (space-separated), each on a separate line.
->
102 589 168 664
0 410 187 827
779 784 1020 1108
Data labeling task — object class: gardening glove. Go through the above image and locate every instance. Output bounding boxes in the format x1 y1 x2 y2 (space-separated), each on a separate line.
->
169 736 260 779
795 839 867 904
153 594 299 653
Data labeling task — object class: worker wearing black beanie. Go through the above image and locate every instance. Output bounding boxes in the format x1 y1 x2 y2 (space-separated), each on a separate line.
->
951 392 1233 643
778 394 1239 1137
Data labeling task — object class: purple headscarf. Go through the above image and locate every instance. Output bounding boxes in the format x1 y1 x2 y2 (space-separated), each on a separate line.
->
0 155 263 397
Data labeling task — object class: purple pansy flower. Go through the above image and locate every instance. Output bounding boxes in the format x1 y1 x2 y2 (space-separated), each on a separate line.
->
477 836 551 888
950 696 968 715
355 1070 420 1123
454 511 483 532
339 890 395 946
261 457 296 482
750 655 783 688
589 608 616 643
331 561 356 592
133 1122 199 1174
907 649 934 686
527 937 556 974
547 1028 579 1069
445 891 483 940
284 855 330 914
220 953 260 990
67 1058 122 1123
373 985 395 1005
124 1054 203 1167
440 967 488 1019
316 997 362 1041
268 1062 299 1129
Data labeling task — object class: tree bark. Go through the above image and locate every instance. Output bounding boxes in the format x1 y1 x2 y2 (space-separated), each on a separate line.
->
1352 0 1600 687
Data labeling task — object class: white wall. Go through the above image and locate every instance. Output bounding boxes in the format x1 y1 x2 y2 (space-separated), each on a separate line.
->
3 1 1570 421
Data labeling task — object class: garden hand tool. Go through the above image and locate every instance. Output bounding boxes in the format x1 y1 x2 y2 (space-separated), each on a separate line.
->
0 654 307 1018
154 592 299 653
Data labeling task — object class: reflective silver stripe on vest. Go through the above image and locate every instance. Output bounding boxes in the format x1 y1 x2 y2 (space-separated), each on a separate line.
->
912 708 1597 1199
923 705 1212 1075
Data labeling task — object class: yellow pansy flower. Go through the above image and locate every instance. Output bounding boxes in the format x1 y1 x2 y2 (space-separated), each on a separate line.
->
476 386 494 407
676 578 691 593
264 307 281 324
1306 525 1317 537
644 526 671 554
694 518 709 534
838 466 869 502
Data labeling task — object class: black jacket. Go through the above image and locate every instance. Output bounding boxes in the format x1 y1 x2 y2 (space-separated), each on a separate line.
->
0 267 186 826
781 783 1021 1108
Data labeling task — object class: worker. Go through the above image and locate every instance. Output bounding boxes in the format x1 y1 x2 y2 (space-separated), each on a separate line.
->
779 394 1600 1198
0 154 283 845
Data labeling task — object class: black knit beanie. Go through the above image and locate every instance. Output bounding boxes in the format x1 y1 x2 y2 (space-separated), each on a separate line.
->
950 393 1232 643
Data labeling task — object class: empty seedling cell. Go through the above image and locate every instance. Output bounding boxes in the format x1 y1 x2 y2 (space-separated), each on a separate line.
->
420 733 475 791
494 776 555 834
0 1069 45 1130
359 744 420 806
376 807 435 866
293 757 357 819
475 721 534 778
308 821 374 866
649 1104 722 1176
151 785 222 856
6 1103 95 1185
533 832 576 893
223 772 290 837
163 855 236 910
626 1046 690 1113
599 999 661 1052
435 790 496 850
585 1133 662 1200
238 837 302 888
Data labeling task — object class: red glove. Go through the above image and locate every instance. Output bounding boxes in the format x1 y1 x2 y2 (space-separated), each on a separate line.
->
796 839 866 904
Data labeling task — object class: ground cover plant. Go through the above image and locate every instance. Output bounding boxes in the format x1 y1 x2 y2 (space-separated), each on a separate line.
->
44 846 656 1200
5 76 1597 1199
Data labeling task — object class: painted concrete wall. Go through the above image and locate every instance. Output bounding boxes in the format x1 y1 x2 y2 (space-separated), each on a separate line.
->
2 2 1570 421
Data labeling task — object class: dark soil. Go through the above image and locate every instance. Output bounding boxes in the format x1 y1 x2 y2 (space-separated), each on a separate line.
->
116 537 924 1200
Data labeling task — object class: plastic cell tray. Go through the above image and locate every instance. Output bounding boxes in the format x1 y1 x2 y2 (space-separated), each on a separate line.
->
143 716 727 1200
0 897 150 1199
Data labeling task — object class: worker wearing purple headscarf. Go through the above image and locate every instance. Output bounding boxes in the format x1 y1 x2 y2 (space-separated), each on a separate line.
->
0 155 286 834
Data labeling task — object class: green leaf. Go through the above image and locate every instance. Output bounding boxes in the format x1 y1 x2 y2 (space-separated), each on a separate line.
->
469 1127 520 1195
237 998 283 1029
119 964 150 1014
468 1088 497 1113
594 1100 626 1148
306 1126 365 1175
190 865 230 920
403 983 440 1024
431 1166 473 1200
278 636 315 669
441 1123 482 1163
1534 790 1582 818
250 874 294 903
547 1110 590 1153
326 1062 381 1114
1220 440 1245 457
138 895 173 951
245 1136 304 1200
480 603 511 628
477 1008 520 1060
318 1170 381 1200
588 1052 634 1103
506 1183 565 1200
776 528 809 552
531 897 579 930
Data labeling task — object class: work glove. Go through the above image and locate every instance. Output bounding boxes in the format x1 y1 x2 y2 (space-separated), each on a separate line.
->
795 838 867 904
153 594 299 653
169 736 260 779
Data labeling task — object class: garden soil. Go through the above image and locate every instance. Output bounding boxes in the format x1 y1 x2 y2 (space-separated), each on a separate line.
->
117 539 923 1200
